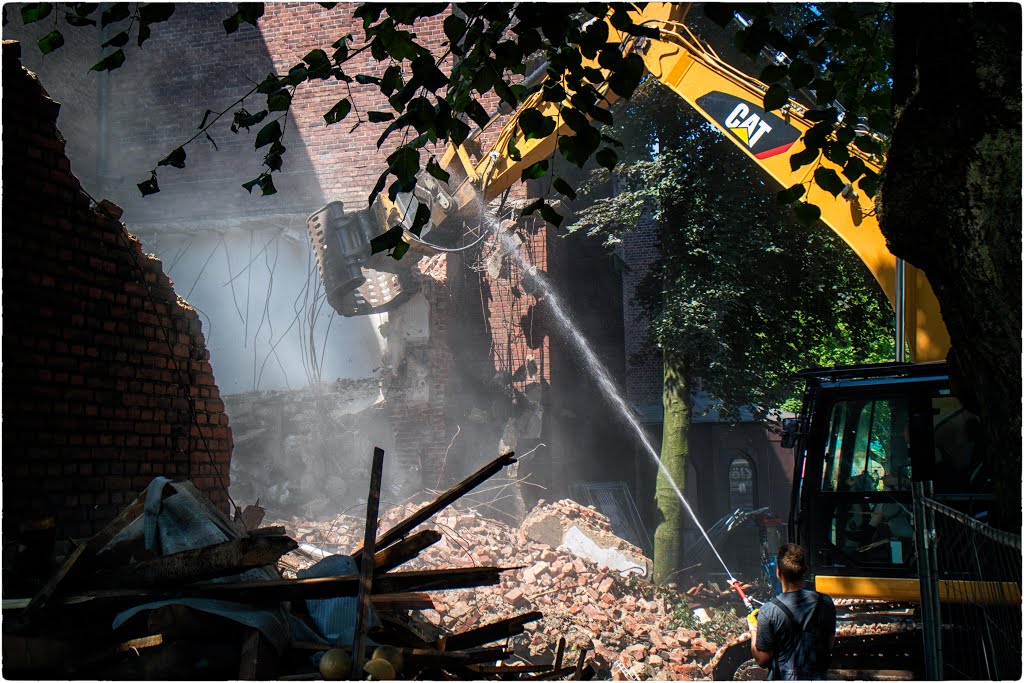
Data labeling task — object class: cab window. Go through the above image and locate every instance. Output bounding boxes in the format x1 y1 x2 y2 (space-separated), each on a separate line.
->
821 398 909 493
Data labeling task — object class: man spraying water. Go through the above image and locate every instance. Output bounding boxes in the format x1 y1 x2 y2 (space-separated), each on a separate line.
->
748 544 837 679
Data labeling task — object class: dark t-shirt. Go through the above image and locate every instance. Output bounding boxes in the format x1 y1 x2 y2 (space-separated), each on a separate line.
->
756 588 837 679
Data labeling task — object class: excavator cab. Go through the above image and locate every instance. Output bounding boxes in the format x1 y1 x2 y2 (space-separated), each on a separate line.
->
786 362 992 598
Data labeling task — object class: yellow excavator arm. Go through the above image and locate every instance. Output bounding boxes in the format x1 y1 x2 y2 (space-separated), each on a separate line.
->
382 3 950 361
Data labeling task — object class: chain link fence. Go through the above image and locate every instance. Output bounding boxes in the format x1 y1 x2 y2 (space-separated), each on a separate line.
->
917 493 1021 680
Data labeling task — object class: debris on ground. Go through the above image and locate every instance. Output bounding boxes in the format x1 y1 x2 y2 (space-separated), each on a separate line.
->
269 497 752 680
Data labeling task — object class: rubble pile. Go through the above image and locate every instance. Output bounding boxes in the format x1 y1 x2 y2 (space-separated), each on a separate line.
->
271 498 750 680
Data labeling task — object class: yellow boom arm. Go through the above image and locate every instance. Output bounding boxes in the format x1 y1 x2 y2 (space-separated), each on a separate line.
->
420 3 949 361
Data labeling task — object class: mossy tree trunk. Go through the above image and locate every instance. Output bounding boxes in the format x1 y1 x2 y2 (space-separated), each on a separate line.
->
653 353 691 583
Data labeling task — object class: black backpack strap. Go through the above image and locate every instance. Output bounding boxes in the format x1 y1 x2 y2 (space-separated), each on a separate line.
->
772 592 821 632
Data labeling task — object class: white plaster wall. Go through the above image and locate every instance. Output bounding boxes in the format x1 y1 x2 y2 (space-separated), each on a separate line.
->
139 225 382 394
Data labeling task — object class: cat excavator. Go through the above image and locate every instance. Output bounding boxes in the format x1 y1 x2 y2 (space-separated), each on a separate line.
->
306 3 1017 679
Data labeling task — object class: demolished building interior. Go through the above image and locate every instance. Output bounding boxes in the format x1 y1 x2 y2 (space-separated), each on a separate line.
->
2 6 824 680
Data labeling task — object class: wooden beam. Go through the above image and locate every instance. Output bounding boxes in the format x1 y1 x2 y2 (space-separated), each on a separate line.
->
18 487 170 620
5 566 519 608
238 627 278 680
370 592 435 610
352 446 385 677
371 530 442 574
93 536 297 587
436 611 543 652
352 451 517 562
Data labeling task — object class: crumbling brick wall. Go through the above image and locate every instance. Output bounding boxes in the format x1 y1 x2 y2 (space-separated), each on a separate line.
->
1 41 232 538
622 214 663 417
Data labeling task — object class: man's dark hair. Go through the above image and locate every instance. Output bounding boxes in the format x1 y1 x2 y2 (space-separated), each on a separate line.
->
776 543 808 582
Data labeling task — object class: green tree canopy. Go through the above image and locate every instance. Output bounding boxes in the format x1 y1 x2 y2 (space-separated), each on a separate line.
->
570 80 896 416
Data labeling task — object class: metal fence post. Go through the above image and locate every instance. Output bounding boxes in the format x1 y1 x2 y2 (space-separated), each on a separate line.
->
913 480 943 679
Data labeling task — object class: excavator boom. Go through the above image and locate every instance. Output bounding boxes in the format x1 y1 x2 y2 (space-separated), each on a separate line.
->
425 3 949 361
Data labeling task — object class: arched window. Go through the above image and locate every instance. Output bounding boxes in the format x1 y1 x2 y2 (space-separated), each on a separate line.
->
728 455 757 511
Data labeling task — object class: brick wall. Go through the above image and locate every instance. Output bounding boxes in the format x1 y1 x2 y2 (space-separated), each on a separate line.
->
3 6 634 515
2 41 232 538
621 213 663 417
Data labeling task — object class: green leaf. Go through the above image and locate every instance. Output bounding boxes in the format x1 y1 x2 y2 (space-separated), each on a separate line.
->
810 78 837 104
507 136 522 162
803 121 832 148
805 107 839 123
267 89 291 112
237 2 264 25
280 64 308 86
520 159 549 181
858 170 880 198
409 203 431 237
243 173 276 196
385 240 408 260
323 99 351 125
542 80 567 103
303 48 332 78
369 225 406 255
380 64 403 97
72 3 99 16
139 3 174 23
494 79 518 108
388 145 420 182
137 22 151 47
158 146 187 169
854 135 881 155
518 108 556 142
264 152 283 171
367 111 394 123
552 177 577 201
99 2 129 27
539 202 563 227
36 30 64 55
788 60 814 89
777 183 807 205
522 199 545 217
223 13 240 34
426 157 450 184
254 119 282 149
789 145 819 171
464 99 490 129
443 14 466 49
21 2 52 24
703 3 735 27
449 116 470 146
834 124 856 146
596 147 618 171
232 108 268 131
90 49 126 72
410 54 448 91
607 53 644 98
842 157 867 183
868 110 892 135
355 74 380 85
255 74 280 94
759 63 788 84
102 31 129 48
793 202 821 226
64 14 96 27
822 141 850 166
813 168 844 196
762 84 789 112
138 172 160 196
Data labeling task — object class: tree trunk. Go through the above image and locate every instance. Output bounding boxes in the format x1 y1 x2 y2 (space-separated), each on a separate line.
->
879 4 1022 530
653 353 691 582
